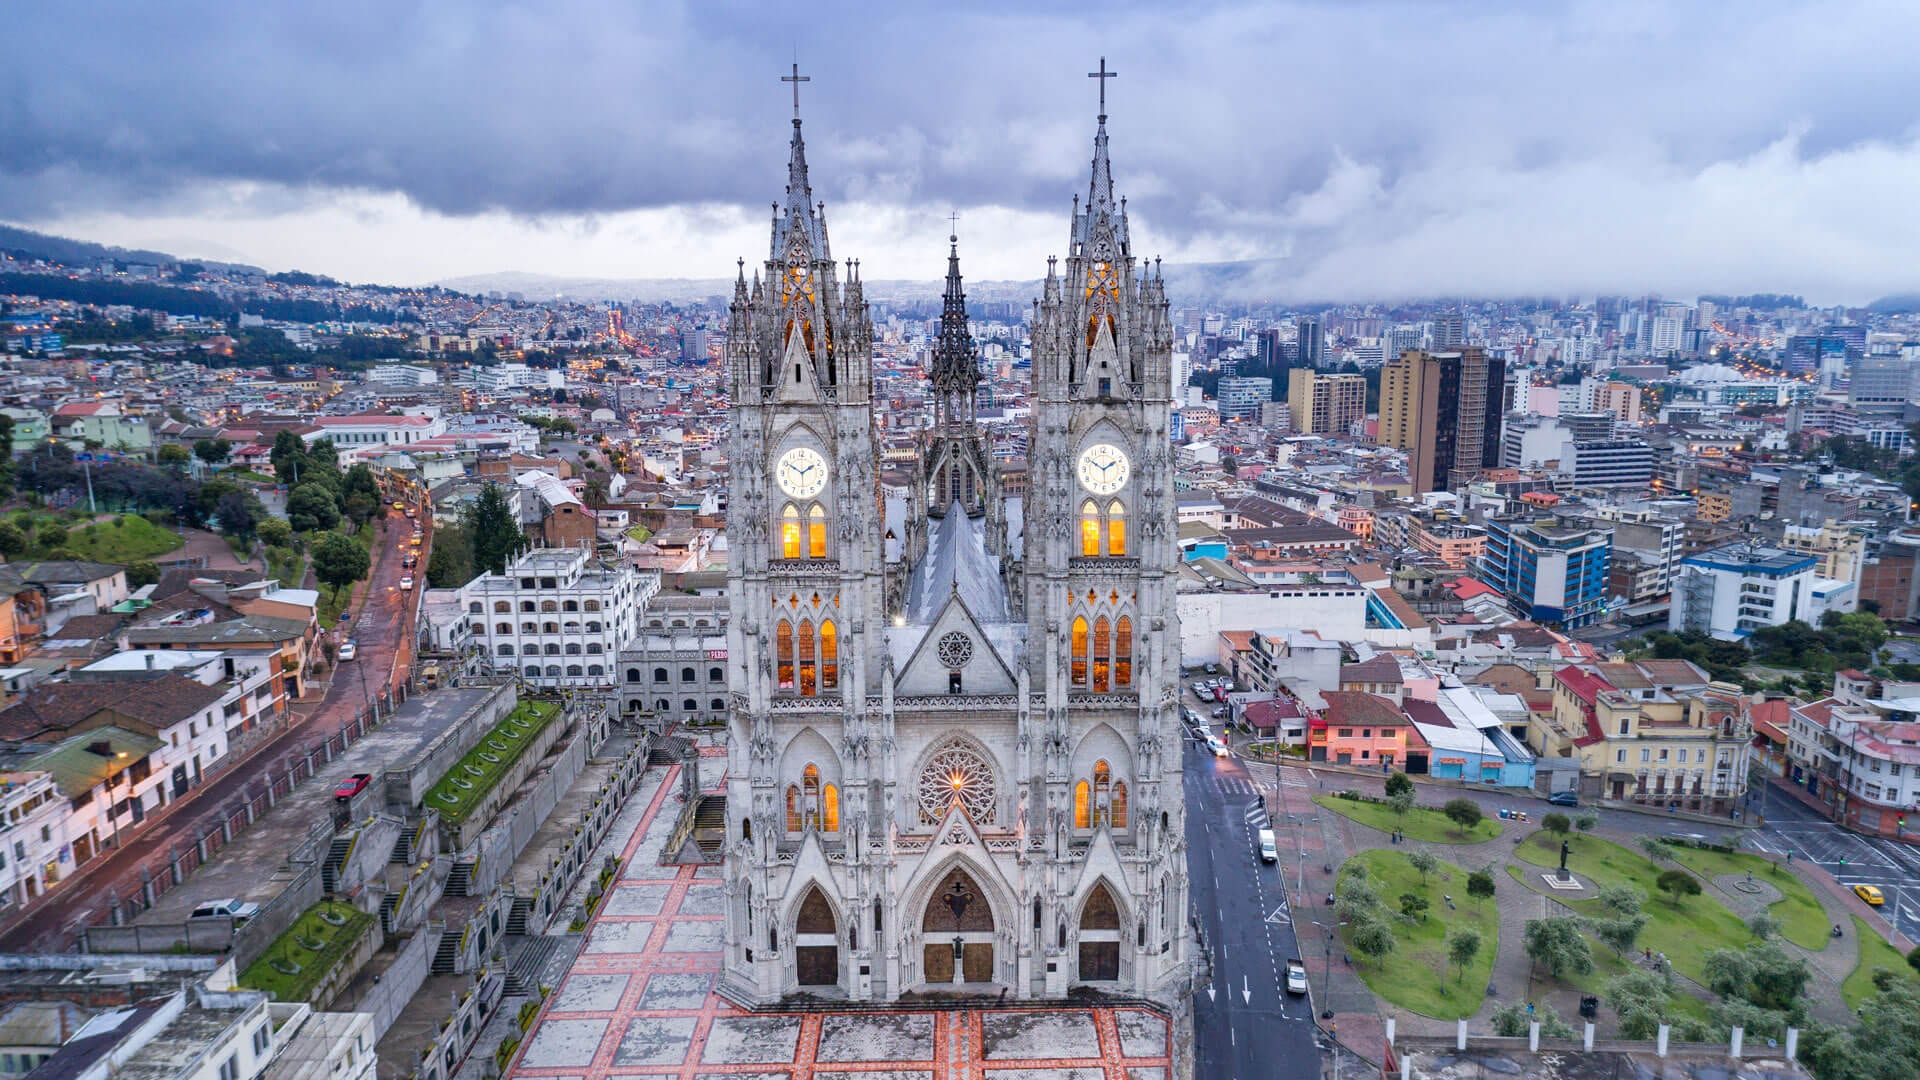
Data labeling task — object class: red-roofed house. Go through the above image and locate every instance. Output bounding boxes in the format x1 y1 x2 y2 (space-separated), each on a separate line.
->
1310 691 1425 769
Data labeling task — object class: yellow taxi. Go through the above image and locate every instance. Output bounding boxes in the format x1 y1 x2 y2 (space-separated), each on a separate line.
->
1854 884 1885 907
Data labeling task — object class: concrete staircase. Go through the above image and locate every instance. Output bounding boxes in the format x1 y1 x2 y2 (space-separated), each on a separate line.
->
432 926 463 976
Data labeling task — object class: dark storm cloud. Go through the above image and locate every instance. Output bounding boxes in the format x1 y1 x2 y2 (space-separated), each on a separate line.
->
7 0 1920 298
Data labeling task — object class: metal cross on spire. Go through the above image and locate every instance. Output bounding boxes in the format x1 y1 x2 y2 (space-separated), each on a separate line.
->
782 62 810 121
1088 56 1117 119
948 210 960 240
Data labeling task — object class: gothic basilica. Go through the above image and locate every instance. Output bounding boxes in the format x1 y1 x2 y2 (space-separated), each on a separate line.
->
719 67 1188 1015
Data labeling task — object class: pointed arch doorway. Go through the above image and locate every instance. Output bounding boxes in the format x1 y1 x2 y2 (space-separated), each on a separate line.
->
795 886 839 987
1078 882 1122 982
921 867 996 985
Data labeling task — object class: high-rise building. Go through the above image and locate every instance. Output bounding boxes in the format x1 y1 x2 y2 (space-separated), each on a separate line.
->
1378 348 1499 492
720 82 1187 1010
1286 368 1366 436
1295 316 1324 369
1432 310 1465 348
1216 375 1273 421
1480 517 1613 629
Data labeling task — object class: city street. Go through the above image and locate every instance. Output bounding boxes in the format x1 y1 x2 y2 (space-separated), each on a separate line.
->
0 500 424 952
1185 737 1322 1080
1748 784 1920 943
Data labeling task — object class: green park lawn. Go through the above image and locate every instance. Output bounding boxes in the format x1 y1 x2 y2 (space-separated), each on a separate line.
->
1513 832 1752 985
8 510 182 563
237 900 374 1003
1314 794 1503 844
1665 844 1829 951
1337 849 1499 1020
1843 915 1916 1011
424 700 563 824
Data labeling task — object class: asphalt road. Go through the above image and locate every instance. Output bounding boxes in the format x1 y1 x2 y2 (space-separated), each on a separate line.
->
0 501 423 952
1747 785 1920 942
1186 737 1321 1080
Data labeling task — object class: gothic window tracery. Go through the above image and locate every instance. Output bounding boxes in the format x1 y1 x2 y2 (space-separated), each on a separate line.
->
916 741 997 824
1068 610 1133 689
1079 500 1127 557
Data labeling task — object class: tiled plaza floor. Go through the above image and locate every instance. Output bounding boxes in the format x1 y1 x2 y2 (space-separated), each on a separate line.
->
508 760 1173 1080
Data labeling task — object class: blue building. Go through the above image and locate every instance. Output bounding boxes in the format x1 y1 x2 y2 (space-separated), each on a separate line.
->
1480 517 1613 629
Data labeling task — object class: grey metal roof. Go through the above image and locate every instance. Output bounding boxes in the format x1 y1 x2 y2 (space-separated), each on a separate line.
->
906 502 1010 625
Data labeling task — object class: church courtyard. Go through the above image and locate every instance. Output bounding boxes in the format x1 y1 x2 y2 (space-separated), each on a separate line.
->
507 754 1176 1080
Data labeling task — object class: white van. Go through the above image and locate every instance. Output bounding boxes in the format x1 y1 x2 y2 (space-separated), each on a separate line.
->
1258 829 1278 864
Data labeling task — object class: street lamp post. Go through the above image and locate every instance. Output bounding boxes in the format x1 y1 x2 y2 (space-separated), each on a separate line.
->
1311 919 1348 1020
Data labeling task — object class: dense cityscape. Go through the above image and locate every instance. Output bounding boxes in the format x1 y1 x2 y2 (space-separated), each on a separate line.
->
5 17 1920 1080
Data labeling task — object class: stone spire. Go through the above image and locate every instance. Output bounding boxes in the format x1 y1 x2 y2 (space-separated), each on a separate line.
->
928 228 981 420
771 111 829 264
1072 60 1129 258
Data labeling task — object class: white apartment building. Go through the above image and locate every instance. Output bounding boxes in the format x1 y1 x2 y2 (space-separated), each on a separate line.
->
0 771 69 909
1670 543 1850 640
460 549 658 688
617 594 729 729
307 414 446 447
365 363 439 388
472 363 564 394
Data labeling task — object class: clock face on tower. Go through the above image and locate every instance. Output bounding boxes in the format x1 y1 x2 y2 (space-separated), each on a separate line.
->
776 446 829 499
1076 443 1131 496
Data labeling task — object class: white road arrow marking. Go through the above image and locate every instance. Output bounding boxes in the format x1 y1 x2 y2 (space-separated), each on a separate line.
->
1206 984 1216 1001
1242 976 1252 1004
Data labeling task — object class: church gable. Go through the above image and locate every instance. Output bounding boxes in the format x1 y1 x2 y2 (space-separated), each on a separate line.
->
895 595 1017 696
775 322 822 404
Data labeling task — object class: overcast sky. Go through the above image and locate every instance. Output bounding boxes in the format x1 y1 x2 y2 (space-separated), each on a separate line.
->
6 1 1920 303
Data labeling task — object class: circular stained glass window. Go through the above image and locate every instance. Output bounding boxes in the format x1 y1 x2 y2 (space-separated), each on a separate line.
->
917 742 997 824
936 631 974 669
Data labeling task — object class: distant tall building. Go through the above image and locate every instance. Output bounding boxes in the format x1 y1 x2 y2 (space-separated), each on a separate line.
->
1378 348 1500 493
1286 369 1366 437
1216 375 1273 421
1432 310 1465 348
1295 316 1325 369
1255 328 1285 371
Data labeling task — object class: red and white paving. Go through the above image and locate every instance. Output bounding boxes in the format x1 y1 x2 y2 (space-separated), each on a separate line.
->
508 757 1171 1080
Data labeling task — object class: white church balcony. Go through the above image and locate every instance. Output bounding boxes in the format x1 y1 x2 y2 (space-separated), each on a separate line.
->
768 557 843 578
1068 557 1141 572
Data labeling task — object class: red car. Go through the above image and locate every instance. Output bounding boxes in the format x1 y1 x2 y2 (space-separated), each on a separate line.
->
334 773 372 801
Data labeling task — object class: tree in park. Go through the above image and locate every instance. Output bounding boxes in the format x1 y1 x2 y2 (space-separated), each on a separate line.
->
1386 787 1416 823
312 532 370 601
0 521 24 557
1385 771 1414 798
462 482 521 576
193 438 231 466
1656 868 1701 907
257 517 293 548
157 443 191 469
1574 811 1598 833
1349 915 1397 965
1466 868 1496 909
1398 893 1429 922
1447 928 1482 984
1605 970 1677 1039
1748 914 1780 941
1405 849 1437 885
287 482 341 532
1442 797 1483 835
1524 916 1594 982
1595 884 1644 918
1638 835 1675 863
1541 812 1571 837
215 490 257 538
1491 1002 1575 1039
1592 914 1649 958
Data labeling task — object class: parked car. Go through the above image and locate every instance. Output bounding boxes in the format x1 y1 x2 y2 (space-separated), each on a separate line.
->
400 575 415 590
1211 686 1229 703
190 898 261 921
334 773 373 801
1547 791 1579 807
337 640 357 661
1286 958 1309 995
402 554 418 569
1204 663 1220 675
1211 707 1230 719
1855 884 1885 906
1258 828 1278 864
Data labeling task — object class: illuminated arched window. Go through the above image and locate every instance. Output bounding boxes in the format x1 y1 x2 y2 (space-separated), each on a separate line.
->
1093 760 1111 826
808 504 828 559
1074 779 1091 829
1092 617 1111 692
802 764 821 828
797 621 817 696
820 620 839 690
786 785 801 832
1112 780 1128 829
780 504 802 559
1107 500 1126 556
1080 501 1101 556
776 620 794 690
822 784 840 832
1071 617 1089 685
1115 616 1133 687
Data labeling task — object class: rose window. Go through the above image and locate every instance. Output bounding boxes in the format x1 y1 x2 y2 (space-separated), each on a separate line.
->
917 742 997 824
936 631 974 669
